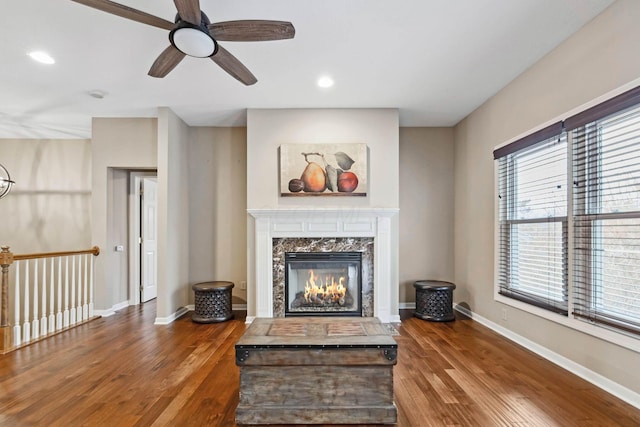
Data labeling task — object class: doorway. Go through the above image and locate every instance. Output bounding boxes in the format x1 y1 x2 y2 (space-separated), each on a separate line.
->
129 171 158 305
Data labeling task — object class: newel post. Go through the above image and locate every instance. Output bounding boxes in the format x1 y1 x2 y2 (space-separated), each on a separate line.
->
0 245 15 352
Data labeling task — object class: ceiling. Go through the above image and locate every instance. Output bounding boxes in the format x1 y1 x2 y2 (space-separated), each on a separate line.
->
0 0 614 139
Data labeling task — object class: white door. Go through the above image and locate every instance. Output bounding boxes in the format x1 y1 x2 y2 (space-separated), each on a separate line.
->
141 178 158 302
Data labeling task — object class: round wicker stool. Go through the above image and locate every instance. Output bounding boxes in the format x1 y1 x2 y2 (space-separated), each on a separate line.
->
413 280 456 322
192 281 234 323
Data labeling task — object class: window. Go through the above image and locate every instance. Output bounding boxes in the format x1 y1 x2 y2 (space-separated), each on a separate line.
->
495 85 640 340
571 102 640 335
496 125 568 314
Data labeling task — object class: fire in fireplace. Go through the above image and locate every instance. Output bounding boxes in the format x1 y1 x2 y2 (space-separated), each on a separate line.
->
284 252 362 316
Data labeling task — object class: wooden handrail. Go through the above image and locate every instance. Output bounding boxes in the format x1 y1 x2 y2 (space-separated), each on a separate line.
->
12 246 100 261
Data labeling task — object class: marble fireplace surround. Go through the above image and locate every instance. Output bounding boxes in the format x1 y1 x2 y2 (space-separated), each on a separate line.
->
273 237 374 317
248 208 399 324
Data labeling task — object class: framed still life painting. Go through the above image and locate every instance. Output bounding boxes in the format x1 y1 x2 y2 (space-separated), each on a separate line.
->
280 143 367 197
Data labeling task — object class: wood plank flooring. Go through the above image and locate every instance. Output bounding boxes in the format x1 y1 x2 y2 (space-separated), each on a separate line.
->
0 302 639 426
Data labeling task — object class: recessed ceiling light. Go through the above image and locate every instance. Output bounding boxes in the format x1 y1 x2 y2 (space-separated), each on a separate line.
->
28 51 55 65
317 76 334 88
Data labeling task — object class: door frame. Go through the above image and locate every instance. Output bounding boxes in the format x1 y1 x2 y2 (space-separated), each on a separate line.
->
129 170 158 305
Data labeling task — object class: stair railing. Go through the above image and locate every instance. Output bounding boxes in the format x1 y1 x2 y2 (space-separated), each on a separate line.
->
0 245 100 353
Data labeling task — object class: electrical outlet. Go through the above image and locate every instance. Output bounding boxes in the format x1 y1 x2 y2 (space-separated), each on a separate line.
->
501 308 508 321
240 281 247 290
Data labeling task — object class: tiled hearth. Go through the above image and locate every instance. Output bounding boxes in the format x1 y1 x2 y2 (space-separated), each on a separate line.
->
248 208 399 323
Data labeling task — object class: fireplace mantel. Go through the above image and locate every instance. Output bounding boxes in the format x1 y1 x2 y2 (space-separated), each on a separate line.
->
248 208 400 324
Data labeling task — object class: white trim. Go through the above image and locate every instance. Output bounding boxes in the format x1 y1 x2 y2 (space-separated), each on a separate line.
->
495 294 640 353
113 300 130 311
454 303 640 410
399 302 416 310
388 314 401 323
92 309 115 317
93 300 129 317
154 306 190 325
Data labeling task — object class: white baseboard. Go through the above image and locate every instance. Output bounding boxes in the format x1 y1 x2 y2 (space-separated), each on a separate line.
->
93 300 129 317
156 304 248 325
93 309 115 317
399 302 416 310
454 303 640 410
388 314 402 323
154 306 190 325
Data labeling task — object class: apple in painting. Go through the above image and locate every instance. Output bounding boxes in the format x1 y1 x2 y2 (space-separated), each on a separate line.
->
337 171 358 192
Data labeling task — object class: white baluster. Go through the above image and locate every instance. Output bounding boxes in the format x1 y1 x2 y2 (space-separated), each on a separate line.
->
41 257 48 336
83 253 89 319
23 260 31 343
70 256 76 325
13 260 21 346
32 259 39 340
56 257 63 330
76 255 83 322
63 257 69 328
49 257 55 334
89 254 94 317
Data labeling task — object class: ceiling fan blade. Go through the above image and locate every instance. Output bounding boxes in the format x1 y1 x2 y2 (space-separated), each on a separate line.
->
148 46 186 78
210 46 257 86
71 0 174 31
173 0 201 25
209 20 295 41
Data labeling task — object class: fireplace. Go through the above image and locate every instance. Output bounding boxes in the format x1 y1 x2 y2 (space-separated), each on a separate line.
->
248 208 400 323
285 252 362 316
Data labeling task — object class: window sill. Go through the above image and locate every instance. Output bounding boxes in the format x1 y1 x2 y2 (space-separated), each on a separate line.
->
495 292 640 354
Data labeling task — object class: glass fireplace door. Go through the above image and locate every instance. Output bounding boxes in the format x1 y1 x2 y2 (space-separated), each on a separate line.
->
285 252 362 316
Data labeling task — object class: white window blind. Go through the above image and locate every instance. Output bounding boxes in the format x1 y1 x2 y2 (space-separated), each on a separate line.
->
496 127 568 314
571 100 640 335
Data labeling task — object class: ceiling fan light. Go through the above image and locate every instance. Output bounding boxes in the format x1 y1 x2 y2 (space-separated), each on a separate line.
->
171 27 217 58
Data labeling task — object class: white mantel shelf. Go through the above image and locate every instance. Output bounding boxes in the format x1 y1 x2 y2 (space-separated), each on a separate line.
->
248 208 400 324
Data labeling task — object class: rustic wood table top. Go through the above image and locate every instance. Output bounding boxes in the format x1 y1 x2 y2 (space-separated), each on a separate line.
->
236 316 397 349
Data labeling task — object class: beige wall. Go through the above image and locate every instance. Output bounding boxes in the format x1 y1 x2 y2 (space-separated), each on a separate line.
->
91 118 157 311
399 128 454 304
156 108 190 320
0 139 91 253
453 0 640 395
247 109 400 209
188 127 248 304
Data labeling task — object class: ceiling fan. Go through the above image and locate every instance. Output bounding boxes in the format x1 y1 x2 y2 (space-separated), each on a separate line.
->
70 0 295 85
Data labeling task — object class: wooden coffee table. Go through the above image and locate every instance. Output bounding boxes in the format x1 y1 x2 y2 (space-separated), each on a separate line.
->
235 317 398 425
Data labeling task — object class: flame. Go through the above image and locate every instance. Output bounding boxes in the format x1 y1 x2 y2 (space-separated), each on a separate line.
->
304 270 347 304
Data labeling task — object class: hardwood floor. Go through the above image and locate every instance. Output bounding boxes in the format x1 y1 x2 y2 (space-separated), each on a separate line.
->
1 303 638 426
